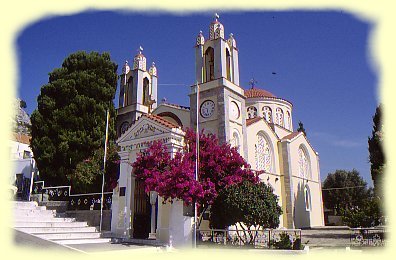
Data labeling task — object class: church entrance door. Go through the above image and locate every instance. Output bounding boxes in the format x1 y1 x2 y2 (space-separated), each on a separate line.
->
132 179 151 239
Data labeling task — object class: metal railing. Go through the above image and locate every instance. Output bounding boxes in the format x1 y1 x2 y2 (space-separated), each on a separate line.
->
197 228 302 249
350 227 386 247
32 181 112 210
69 192 112 210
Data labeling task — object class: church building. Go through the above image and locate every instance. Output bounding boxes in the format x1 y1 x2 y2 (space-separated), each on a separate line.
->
111 15 325 246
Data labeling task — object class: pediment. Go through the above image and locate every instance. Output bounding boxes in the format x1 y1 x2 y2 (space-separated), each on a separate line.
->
117 116 172 144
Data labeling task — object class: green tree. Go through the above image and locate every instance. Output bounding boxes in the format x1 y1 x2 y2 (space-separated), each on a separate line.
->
30 51 118 193
322 169 369 215
341 189 383 227
73 142 119 193
368 105 385 199
209 181 282 244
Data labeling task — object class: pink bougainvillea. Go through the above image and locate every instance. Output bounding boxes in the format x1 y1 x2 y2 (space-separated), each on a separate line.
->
132 128 259 221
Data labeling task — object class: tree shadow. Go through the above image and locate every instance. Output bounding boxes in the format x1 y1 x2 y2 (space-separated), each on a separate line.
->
293 181 311 228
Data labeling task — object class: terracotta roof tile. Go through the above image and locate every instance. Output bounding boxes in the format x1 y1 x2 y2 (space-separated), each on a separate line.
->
281 131 302 141
281 131 318 154
246 116 263 126
144 114 179 129
11 133 31 145
244 87 276 98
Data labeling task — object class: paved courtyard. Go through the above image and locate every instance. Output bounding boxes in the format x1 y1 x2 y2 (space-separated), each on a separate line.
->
301 228 351 248
14 227 386 254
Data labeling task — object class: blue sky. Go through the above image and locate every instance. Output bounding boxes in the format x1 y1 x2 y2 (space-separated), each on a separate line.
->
16 10 378 184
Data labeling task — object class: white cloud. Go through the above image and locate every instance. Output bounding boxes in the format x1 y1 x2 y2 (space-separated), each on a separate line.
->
310 131 364 148
332 140 364 148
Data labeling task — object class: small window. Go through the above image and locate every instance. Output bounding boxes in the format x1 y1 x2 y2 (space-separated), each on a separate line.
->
275 108 284 127
23 150 31 159
247 106 257 119
285 111 291 129
119 187 126 197
304 185 311 211
231 130 240 153
262 106 272 123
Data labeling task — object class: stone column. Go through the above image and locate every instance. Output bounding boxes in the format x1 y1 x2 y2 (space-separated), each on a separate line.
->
148 191 158 239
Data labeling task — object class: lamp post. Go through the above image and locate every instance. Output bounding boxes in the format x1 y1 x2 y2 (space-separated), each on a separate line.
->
148 190 158 239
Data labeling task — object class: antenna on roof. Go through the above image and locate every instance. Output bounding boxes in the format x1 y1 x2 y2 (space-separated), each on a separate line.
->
249 78 258 89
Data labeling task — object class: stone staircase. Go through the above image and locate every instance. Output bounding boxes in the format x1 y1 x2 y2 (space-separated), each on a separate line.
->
12 201 111 245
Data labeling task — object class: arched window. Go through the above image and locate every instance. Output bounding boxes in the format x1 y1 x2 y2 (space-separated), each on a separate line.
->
230 130 240 153
275 108 284 127
298 146 310 179
304 185 311 211
247 106 257 119
126 76 133 106
119 83 125 107
262 106 272 123
226 48 232 81
205 47 215 82
255 132 272 172
285 111 291 129
157 112 183 128
142 77 150 105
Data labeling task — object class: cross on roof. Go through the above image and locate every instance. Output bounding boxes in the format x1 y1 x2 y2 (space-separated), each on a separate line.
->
249 78 258 89
138 46 143 54
214 13 219 21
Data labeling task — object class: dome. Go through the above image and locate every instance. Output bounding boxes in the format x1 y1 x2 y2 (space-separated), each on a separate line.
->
196 30 205 46
244 87 276 99
209 13 224 40
133 46 146 71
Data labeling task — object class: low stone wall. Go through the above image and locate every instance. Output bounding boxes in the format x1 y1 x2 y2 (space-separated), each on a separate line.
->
66 210 112 231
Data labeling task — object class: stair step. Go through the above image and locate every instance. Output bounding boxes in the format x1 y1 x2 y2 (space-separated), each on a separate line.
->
11 201 39 209
13 201 109 246
14 209 56 217
13 205 47 211
56 238 111 245
14 217 77 222
14 221 88 228
36 232 102 240
15 226 97 234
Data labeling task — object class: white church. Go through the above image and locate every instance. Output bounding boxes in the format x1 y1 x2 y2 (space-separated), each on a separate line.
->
111 15 325 246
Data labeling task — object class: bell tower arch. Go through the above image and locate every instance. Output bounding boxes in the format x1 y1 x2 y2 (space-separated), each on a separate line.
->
190 14 247 158
116 47 158 137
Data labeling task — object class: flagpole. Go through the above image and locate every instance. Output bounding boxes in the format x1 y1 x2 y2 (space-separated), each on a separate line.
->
193 81 200 248
100 109 110 232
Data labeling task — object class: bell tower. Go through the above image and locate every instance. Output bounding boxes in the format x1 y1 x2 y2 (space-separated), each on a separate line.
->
190 14 247 158
117 47 158 137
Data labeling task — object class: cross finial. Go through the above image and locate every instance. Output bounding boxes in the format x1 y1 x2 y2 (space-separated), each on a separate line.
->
249 78 258 89
138 46 143 54
214 13 219 21
229 33 233 38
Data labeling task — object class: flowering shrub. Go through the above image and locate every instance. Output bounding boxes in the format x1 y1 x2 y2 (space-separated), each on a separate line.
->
132 128 258 223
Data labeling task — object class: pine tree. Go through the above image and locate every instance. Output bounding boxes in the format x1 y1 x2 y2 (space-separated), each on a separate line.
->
368 105 385 199
30 51 118 192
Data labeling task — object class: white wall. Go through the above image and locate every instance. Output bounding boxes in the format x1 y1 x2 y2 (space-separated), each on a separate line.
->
287 135 324 228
